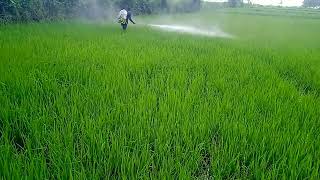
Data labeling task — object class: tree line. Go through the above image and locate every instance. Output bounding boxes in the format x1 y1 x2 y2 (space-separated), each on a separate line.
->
303 0 320 7
0 0 201 22
1 0 318 23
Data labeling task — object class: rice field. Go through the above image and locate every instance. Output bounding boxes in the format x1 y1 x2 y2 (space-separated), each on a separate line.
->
0 8 320 179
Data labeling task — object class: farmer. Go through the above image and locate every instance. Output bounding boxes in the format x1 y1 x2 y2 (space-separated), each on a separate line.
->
118 7 135 30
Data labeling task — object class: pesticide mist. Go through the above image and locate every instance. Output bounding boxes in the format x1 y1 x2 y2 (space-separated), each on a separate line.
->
149 24 233 38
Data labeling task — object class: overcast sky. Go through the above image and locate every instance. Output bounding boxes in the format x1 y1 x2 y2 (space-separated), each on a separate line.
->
203 0 303 6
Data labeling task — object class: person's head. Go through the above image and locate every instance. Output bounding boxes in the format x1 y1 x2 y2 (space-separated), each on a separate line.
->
127 8 131 11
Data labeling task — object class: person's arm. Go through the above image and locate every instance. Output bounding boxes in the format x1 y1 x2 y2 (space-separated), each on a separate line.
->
129 17 135 24
127 12 135 24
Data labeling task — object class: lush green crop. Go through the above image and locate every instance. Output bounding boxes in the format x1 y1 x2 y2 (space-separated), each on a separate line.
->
0 8 320 179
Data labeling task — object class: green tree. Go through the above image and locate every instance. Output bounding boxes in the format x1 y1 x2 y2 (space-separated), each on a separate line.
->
303 0 320 7
228 0 243 7
0 0 202 23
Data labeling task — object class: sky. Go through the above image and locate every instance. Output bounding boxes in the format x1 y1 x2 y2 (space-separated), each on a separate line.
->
203 0 303 7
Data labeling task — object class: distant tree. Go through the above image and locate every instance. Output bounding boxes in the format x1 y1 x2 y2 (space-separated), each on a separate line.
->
228 0 243 7
191 0 201 11
0 0 203 23
303 0 320 7
160 0 167 10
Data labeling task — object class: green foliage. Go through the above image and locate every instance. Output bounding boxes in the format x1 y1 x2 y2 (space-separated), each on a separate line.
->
303 0 320 7
228 0 243 7
0 8 320 179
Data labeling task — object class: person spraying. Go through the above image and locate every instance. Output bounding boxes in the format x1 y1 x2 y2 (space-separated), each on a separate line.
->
118 7 136 30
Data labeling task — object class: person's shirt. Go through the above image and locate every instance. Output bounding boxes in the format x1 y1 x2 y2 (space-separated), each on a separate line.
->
118 9 127 20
